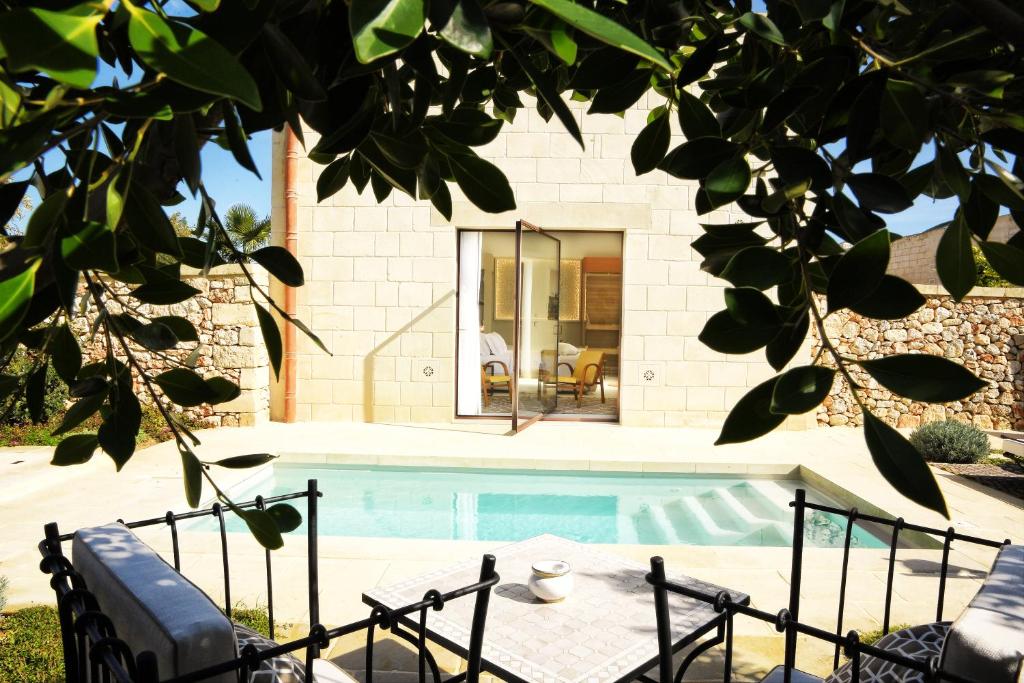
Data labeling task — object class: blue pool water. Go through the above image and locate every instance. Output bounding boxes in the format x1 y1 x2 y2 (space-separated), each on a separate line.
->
201 466 888 548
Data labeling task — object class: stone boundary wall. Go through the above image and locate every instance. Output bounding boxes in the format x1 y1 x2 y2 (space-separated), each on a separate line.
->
813 286 1024 431
75 265 270 427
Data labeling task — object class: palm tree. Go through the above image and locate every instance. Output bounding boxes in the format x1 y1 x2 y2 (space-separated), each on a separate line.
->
219 203 271 255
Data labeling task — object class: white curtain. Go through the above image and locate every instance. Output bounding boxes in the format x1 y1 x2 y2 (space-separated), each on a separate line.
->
457 232 483 415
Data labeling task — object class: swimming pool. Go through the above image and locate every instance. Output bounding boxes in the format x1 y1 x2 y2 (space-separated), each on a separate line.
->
202 465 888 548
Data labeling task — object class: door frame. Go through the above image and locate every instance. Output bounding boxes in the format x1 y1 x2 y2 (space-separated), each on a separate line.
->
453 227 623 426
511 220 560 433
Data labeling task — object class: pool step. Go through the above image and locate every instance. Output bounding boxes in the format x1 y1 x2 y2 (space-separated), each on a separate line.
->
717 487 792 539
681 495 742 541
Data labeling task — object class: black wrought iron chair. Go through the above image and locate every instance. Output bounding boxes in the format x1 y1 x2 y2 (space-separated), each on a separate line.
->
39 479 500 683
646 489 1020 683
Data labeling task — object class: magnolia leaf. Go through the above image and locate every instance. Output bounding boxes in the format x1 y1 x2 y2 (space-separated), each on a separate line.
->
450 154 515 213
863 413 948 517
770 366 834 415
266 503 302 532
440 0 492 58
631 110 670 176
716 377 786 445
241 509 284 549
250 246 304 287
256 303 283 379
349 0 425 64
0 261 40 343
125 3 262 110
527 0 671 71
154 368 213 407
859 354 988 402
212 453 277 468
826 229 889 311
0 3 102 88
51 433 99 466
936 214 976 301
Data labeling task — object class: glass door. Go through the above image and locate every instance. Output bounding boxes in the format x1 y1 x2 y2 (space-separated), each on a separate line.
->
512 220 560 432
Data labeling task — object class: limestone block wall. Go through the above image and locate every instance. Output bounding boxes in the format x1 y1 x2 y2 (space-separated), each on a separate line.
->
888 215 1018 286
813 287 1024 430
271 95 800 427
77 266 271 427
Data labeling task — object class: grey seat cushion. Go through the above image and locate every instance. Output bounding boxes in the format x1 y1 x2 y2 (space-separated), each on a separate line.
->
940 544 1024 683
760 665 824 682
73 523 236 683
235 623 357 683
825 623 949 683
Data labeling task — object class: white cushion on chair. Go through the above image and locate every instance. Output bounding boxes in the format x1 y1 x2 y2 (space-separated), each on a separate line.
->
940 544 1024 683
73 523 236 683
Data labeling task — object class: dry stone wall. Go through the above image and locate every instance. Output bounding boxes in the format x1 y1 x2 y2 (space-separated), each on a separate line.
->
813 286 1024 431
75 265 270 427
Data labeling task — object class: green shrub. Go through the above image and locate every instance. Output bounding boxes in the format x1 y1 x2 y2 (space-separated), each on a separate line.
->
232 604 272 638
910 420 991 464
0 606 63 682
1 349 69 426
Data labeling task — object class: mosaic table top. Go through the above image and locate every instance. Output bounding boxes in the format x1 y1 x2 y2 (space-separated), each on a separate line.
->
363 534 748 683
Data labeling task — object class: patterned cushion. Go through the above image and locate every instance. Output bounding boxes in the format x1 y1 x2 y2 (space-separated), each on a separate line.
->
825 623 949 683
232 624 357 683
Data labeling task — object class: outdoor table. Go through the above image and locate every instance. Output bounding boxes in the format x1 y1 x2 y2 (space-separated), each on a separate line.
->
363 533 750 683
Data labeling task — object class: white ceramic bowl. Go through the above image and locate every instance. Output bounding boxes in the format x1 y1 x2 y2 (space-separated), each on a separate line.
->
528 560 573 602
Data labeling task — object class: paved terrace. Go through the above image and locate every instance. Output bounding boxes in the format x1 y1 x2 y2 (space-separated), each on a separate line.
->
2 421 1021 681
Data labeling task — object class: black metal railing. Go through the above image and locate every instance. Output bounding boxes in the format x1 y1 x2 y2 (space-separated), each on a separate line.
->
647 488 1012 683
789 490 1010 672
39 478 500 683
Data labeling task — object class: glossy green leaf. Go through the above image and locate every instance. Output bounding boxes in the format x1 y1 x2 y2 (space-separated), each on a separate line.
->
52 391 107 436
51 433 99 466
131 281 202 305
772 146 831 191
261 24 327 101
317 157 351 202
223 102 260 179
256 303 283 379
880 80 926 151
206 376 241 404
589 69 651 114
50 324 82 385
450 154 515 213
440 0 492 58
860 354 987 402
266 503 303 532
181 448 203 508
527 0 672 72
763 86 817 132
22 192 68 250
699 288 781 354
719 246 790 290
848 275 925 320
716 377 786 445
125 3 262 110
962 182 998 239
677 90 720 140
154 368 213 407
131 322 179 351
432 109 504 148
212 453 277 468
770 365 834 415
659 138 739 180
549 22 578 65
705 156 750 207
125 184 184 257
250 246 304 287
631 110 670 176
831 192 877 243
863 412 948 517
677 34 721 88
0 261 39 343
766 311 810 372
152 316 199 343
846 173 912 214
61 221 118 271
0 3 102 88
935 143 970 202
349 0 425 64
936 214 976 301
826 229 889 311
738 12 786 46
241 509 284 549
98 390 141 471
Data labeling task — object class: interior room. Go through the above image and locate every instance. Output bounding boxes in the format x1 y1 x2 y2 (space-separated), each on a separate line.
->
456 229 623 422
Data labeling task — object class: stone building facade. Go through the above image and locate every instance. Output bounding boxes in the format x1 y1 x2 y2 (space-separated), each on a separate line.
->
888 215 1018 286
269 95 811 428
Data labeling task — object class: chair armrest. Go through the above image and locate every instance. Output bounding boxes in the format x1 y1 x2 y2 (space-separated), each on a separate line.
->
581 362 603 382
557 362 574 376
483 360 510 376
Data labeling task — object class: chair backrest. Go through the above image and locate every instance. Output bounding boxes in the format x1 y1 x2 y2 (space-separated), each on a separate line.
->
574 349 603 383
72 524 236 683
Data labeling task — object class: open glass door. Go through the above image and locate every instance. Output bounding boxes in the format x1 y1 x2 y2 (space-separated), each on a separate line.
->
512 220 560 432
